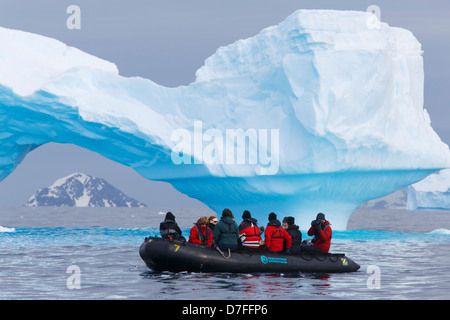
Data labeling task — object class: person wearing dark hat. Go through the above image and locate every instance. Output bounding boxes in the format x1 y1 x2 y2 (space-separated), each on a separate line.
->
265 212 292 253
306 212 332 254
160 211 184 241
213 208 240 251
238 210 264 250
282 216 302 254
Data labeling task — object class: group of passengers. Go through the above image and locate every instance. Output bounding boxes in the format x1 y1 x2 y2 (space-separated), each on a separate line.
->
159 209 332 255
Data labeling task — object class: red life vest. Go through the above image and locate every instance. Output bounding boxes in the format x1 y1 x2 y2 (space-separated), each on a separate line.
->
239 220 261 248
188 222 213 246
265 224 292 252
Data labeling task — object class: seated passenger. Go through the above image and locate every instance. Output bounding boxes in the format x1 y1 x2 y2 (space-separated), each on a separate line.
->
239 210 264 250
265 212 292 253
159 211 184 241
213 209 240 251
304 212 332 254
208 216 219 232
282 216 302 254
188 216 213 246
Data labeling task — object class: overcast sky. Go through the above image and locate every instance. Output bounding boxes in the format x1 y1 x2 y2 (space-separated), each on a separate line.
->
0 0 448 207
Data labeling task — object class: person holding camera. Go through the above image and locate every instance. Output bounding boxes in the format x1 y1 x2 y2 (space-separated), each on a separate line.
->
306 212 332 254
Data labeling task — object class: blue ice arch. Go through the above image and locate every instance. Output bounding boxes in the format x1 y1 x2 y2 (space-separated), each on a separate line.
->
1 9 449 229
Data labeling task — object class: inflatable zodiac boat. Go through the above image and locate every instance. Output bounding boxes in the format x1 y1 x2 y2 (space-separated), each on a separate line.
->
139 237 360 273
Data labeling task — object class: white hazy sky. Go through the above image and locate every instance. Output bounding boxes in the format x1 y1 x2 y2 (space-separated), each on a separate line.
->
0 0 449 206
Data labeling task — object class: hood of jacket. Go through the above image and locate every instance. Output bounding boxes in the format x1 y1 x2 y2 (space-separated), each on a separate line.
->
267 219 281 227
220 216 235 225
242 218 258 225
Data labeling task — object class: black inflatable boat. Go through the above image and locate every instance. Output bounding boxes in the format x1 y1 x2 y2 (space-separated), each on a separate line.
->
139 237 360 273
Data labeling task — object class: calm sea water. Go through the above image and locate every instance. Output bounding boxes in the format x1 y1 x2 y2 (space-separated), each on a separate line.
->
1 206 450 300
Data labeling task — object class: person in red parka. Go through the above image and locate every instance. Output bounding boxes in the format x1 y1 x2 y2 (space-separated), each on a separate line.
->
188 216 213 246
264 212 292 252
307 212 332 253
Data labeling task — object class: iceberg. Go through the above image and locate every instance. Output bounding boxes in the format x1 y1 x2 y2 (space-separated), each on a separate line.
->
1 9 449 229
0 225 15 233
407 170 450 210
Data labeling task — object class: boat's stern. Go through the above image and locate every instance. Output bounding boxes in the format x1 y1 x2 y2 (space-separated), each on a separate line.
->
341 255 360 272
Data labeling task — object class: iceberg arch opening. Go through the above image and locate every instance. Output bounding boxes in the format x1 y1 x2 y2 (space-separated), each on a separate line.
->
0 140 208 209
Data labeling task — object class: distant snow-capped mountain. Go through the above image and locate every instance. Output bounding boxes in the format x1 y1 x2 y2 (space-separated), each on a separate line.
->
25 172 147 207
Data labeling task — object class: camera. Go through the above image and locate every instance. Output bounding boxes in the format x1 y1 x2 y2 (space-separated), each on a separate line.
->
311 219 322 228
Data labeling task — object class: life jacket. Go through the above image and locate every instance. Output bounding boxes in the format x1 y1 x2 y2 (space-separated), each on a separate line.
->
160 220 181 239
271 227 284 239
195 223 210 245
265 221 292 252
160 228 180 237
239 219 261 248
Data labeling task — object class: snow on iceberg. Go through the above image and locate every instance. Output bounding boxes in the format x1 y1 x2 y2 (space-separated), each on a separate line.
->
407 170 450 210
1 9 449 229
0 225 15 233
429 229 450 235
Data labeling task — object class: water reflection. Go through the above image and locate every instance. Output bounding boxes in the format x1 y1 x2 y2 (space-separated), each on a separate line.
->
140 271 334 299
